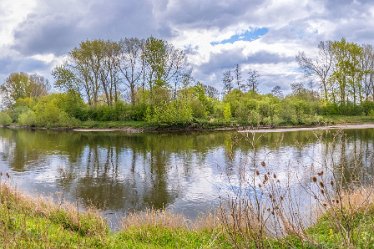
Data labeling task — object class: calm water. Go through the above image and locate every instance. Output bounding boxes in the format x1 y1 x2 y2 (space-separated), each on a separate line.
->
0 128 373 229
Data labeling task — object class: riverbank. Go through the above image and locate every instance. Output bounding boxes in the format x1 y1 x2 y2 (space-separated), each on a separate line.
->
1 183 374 248
5 115 374 134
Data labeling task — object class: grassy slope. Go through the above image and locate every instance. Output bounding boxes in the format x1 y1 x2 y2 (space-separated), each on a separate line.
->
2 184 374 248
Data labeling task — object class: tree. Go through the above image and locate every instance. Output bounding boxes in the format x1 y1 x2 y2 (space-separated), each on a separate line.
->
1 72 49 106
234 64 243 90
331 38 364 105
222 70 234 94
271 85 283 98
297 41 334 102
53 40 122 106
143 37 189 103
100 40 122 105
119 38 145 105
246 70 260 93
360 44 374 101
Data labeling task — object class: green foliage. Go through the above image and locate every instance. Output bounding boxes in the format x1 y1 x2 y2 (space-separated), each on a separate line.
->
146 101 193 124
18 110 37 126
223 103 232 122
0 112 12 126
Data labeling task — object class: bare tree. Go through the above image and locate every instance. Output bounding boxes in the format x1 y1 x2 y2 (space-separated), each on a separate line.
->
246 70 260 93
296 41 334 102
234 64 243 90
119 38 145 105
222 70 234 94
271 85 283 98
360 44 374 101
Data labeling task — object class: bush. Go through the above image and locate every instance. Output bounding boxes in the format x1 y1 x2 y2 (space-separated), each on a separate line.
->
223 103 231 122
146 101 193 124
18 110 37 126
0 112 12 126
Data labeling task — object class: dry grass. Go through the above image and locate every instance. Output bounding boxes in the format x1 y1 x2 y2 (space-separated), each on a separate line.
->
122 209 188 230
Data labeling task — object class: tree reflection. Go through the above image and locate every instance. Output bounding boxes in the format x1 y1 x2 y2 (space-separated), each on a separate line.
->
0 128 372 215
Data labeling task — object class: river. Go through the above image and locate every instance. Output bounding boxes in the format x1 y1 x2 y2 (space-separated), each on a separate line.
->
0 128 373 229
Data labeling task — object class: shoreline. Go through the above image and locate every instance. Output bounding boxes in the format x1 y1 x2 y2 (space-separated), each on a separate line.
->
4 122 374 134
238 123 374 133
74 123 374 133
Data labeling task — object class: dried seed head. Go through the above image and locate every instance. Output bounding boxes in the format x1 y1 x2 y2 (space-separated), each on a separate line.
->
312 176 317 182
255 170 260 176
321 189 325 195
330 181 334 186
335 199 340 204
273 174 277 179
319 182 325 188
323 203 327 207
317 171 324 176
261 161 266 167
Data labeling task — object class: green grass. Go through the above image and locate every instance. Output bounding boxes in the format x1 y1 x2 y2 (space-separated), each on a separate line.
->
2 184 374 248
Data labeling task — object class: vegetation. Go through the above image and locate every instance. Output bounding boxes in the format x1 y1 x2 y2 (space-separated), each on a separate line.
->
1 37 374 129
2 181 374 248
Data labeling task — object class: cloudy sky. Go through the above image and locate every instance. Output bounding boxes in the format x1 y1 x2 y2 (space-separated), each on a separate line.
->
1 0 374 93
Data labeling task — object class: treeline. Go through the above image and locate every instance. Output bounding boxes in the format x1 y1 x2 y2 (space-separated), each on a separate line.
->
0 37 374 128
297 38 374 107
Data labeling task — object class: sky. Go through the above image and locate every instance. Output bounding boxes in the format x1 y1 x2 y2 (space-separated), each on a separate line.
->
1 0 374 93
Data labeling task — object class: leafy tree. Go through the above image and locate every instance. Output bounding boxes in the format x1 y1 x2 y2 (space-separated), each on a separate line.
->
1 72 49 106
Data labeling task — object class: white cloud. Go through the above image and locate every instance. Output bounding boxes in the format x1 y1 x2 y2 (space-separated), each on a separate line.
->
1 0 374 93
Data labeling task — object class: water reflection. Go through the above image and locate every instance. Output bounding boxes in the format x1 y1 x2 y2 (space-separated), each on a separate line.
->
0 128 373 229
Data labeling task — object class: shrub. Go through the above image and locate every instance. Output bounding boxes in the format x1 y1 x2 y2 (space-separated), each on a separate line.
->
223 103 232 122
18 110 37 126
146 101 193 124
0 112 12 126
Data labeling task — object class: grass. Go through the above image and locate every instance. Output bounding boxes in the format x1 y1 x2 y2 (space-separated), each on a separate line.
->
2 183 374 248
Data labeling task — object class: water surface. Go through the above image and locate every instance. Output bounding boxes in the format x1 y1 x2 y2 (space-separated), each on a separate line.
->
0 128 373 229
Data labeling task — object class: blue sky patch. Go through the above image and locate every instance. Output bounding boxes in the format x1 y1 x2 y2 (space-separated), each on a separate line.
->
211 27 268 46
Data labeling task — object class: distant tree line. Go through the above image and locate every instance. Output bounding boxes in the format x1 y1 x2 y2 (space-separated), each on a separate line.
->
297 38 374 105
0 37 374 128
